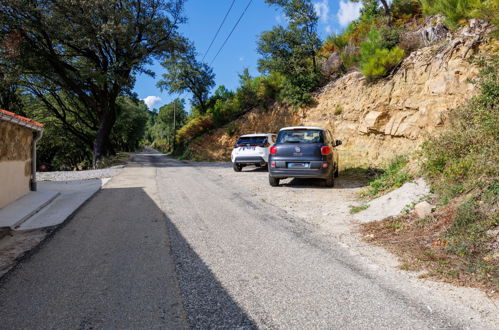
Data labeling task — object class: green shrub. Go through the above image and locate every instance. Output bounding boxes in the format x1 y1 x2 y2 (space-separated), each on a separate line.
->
361 46 405 80
419 0 491 29
391 0 422 18
226 122 238 136
176 114 214 147
279 72 320 108
360 29 385 59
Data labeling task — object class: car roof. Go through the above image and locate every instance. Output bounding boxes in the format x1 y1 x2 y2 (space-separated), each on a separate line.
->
239 133 275 137
279 126 325 131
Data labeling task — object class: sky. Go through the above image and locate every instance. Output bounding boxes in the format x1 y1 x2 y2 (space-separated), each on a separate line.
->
136 0 364 111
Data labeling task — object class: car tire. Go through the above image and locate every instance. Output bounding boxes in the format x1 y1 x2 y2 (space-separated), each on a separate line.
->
334 164 339 178
233 163 242 172
325 173 335 188
269 176 280 187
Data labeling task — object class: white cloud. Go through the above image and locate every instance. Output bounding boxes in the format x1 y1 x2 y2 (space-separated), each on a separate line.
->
337 0 362 27
325 25 333 35
239 56 245 62
142 96 162 110
314 0 330 23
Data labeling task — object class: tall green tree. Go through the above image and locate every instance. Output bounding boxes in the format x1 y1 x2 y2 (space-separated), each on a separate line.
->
0 0 186 166
259 0 321 74
154 98 187 150
258 0 322 106
158 45 215 114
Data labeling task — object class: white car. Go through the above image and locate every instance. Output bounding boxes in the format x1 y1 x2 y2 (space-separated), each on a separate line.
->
231 133 276 172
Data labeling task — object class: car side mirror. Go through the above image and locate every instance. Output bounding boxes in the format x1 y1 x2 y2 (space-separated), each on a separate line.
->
335 140 342 147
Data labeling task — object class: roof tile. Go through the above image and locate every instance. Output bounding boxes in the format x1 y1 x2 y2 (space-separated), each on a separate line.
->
0 108 44 128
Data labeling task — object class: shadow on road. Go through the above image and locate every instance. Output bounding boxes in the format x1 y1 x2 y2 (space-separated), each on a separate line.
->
0 186 256 329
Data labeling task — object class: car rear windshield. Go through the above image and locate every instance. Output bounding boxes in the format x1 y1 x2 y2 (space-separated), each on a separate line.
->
236 136 268 145
276 129 324 144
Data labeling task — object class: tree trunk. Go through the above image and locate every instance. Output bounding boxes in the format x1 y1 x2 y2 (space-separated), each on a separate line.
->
380 0 390 15
93 108 117 168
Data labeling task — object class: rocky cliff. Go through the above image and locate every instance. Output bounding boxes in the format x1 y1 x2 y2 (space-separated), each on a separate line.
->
188 20 494 169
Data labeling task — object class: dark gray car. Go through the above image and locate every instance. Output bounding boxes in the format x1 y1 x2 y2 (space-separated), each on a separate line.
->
268 126 341 187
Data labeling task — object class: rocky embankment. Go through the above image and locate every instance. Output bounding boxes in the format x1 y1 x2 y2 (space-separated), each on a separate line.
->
189 19 494 169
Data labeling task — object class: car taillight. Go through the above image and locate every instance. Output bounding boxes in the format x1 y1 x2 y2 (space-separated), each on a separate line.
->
270 146 277 155
322 162 328 168
321 146 331 155
271 162 276 168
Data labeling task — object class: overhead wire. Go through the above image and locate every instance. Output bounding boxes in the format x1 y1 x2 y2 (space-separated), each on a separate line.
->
201 0 237 63
210 0 253 66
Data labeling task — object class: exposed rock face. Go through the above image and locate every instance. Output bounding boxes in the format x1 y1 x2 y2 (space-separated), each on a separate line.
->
189 21 493 169
320 52 343 79
189 105 300 161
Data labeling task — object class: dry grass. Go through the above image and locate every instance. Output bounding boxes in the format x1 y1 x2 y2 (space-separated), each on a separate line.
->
360 201 499 295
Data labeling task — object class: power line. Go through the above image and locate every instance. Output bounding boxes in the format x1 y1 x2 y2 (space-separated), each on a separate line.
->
201 0 236 63
210 0 253 66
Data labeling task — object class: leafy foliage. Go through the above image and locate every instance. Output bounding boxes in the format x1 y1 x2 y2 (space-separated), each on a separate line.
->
110 97 150 153
0 0 186 165
257 0 322 107
158 44 215 114
361 46 405 80
420 0 498 28
27 95 149 170
148 99 188 152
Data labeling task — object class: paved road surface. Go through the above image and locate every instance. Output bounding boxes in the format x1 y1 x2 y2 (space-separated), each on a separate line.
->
0 150 494 329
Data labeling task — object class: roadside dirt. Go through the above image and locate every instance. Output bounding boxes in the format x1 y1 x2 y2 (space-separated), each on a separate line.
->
193 161 499 324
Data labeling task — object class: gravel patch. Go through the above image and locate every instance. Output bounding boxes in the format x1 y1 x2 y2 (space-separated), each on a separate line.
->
353 178 430 223
37 165 124 182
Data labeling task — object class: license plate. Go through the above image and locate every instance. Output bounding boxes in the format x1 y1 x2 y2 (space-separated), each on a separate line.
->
242 147 255 150
287 162 309 168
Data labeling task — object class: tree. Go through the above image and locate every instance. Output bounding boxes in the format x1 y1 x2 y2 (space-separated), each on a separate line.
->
258 0 322 106
111 96 150 152
158 45 215 114
155 98 187 150
351 0 390 16
0 0 186 166
260 0 321 73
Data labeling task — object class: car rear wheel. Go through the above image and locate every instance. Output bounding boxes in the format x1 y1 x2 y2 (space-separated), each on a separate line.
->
269 176 280 187
334 164 339 178
233 163 242 172
325 173 335 187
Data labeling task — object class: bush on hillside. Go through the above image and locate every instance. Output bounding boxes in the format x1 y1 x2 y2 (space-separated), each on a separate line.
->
175 114 214 149
420 0 497 28
390 0 422 21
361 46 405 80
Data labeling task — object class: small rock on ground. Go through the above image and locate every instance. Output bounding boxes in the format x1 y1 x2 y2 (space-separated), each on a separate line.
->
414 201 434 219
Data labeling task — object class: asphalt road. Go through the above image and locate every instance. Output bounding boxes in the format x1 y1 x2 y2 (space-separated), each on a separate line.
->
0 149 494 329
